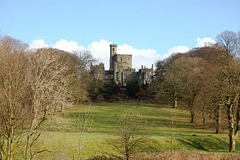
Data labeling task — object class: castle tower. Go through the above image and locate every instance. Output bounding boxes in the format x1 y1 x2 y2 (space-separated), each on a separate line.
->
110 44 117 70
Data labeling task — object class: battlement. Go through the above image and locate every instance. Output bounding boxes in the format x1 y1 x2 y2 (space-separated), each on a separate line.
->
139 64 154 73
110 44 117 47
116 54 132 56
101 44 154 86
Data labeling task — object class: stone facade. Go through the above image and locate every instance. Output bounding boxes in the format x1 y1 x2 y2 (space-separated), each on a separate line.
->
90 62 105 80
91 44 153 86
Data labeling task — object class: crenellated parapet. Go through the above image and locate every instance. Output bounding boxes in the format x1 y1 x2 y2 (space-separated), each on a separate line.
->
91 44 154 86
116 54 132 56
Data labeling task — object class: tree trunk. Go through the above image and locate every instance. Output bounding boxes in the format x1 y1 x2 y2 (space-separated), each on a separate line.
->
227 99 236 152
215 105 221 134
125 148 130 160
25 104 36 160
227 92 240 152
202 111 206 127
189 105 195 123
0 137 2 160
172 97 178 108
0 151 1 160
7 129 14 160
7 102 14 160
89 96 92 107
229 132 236 152
235 93 240 137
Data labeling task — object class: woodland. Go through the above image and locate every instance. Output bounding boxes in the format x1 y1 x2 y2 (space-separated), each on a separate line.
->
0 30 240 159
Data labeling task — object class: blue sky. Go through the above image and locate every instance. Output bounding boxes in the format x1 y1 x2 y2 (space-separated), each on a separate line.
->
1 0 240 69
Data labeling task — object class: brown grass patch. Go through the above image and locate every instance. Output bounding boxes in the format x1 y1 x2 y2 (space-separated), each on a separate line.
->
132 151 240 160
88 152 240 160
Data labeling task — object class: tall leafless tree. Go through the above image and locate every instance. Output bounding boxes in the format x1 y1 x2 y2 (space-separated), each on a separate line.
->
24 48 74 159
70 50 96 103
216 30 239 56
0 36 30 160
215 30 240 152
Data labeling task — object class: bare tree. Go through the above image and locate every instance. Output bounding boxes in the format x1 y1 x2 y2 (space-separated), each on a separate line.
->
24 48 74 159
0 36 30 160
75 107 93 160
102 109 149 160
216 31 240 152
215 59 240 152
164 56 205 123
154 53 185 108
0 37 95 159
204 30 240 152
70 50 96 103
216 30 239 56
72 50 96 72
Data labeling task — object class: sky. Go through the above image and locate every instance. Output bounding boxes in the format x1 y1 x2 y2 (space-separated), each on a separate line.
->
1 0 240 69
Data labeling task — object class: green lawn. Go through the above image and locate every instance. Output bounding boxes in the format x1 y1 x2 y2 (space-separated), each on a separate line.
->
33 102 240 159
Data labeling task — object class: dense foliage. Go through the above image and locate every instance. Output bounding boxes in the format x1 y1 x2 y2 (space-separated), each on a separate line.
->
126 81 139 98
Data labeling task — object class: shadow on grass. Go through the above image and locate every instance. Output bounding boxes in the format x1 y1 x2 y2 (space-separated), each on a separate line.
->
140 137 231 154
177 137 229 152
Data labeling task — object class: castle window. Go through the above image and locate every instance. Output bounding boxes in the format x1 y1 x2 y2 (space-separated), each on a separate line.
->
124 74 127 79
139 75 142 79
121 57 122 61
117 73 121 80
113 48 114 51
111 74 114 79
105 75 108 79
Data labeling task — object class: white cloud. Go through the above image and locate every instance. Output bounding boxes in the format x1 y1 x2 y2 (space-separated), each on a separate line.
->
28 39 49 50
196 37 216 48
28 39 184 71
87 41 158 70
28 39 86 52
118 44 159 69
161 37 216 60
28 37 215 71
163 46 190 59
88 39 111 69
52 39 86 52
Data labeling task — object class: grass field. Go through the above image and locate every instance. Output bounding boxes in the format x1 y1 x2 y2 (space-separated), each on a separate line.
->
33 102 240 159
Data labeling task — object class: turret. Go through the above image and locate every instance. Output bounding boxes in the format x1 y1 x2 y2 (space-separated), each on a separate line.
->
110 44 117 70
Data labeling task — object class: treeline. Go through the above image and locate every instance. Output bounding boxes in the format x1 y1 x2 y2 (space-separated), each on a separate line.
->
0 34 146 159
0 35 97 159
0 34 147 159
0 30 239 159
152 30 240 152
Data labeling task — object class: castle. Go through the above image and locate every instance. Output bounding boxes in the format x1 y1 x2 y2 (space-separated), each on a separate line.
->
91 44 153 86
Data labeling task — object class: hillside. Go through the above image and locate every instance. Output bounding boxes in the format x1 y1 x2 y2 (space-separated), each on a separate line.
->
30 102 240 159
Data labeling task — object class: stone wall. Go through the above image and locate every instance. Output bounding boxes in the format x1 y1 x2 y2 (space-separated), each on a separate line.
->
90 62 105 80
91 44 154 86
115 54 132 70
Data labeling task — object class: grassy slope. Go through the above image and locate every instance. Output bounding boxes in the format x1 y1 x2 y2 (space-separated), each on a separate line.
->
34 102 239 159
